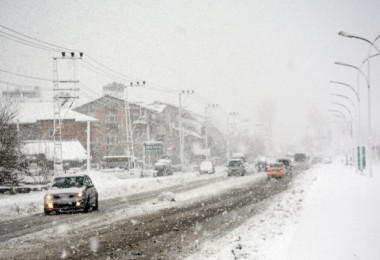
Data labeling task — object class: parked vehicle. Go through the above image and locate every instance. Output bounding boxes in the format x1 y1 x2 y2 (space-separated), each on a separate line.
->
227 159 246 176
199 160 215 174
44 173 98 215
154 159 173 177
267 162 287 180
102 155 136 170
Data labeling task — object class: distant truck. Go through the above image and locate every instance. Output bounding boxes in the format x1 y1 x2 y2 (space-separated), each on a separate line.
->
231 153 246 163
226 159 246 177
294 153 309 170
294 153 307 163
256 156 267 172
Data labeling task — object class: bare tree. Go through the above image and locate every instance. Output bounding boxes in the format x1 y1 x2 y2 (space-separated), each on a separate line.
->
0 98 24 184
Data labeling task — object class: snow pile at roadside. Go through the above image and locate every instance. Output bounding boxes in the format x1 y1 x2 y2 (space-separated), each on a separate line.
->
0 169 225 221
186 164 318 260
187 161 380 260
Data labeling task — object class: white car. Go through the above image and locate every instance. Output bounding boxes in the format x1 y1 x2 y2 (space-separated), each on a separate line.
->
199 161 215 174
44 174 98 215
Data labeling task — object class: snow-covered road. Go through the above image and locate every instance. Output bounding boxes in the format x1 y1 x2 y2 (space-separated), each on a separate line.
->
2 161 376 260
0 166 293 259
187 161 380 260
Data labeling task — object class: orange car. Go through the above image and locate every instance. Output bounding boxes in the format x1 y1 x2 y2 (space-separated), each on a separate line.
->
267 163 287 180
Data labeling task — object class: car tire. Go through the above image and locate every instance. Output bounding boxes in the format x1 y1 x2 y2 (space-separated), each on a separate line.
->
44 209 52 215
93 196 99 211
83 198 90 213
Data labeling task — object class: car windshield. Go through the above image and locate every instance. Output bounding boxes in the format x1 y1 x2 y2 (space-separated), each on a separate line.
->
269 163 283 169
229 160 242 167
277 160 289 166
51 176 84 189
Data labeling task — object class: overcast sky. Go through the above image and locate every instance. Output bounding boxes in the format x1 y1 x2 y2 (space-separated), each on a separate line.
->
1 0 379 148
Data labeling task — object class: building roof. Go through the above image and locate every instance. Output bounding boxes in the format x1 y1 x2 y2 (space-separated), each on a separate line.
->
13 101 98 123
141 102 167 113
172 125 204 139
21 140 88 161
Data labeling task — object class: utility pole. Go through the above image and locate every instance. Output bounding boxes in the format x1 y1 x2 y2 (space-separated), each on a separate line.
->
87 121 91 171
125 81 145 171
53 52 82 175
178 90 194 172
226 111 238 161
204 104 218 159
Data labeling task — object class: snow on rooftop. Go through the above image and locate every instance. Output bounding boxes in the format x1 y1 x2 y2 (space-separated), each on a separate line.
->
13 101 98 123
172 125 203 139
21 140 87 161
146 103 167 113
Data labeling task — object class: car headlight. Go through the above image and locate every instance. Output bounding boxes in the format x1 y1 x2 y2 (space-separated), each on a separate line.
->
76 192 83 198
45 194 53 200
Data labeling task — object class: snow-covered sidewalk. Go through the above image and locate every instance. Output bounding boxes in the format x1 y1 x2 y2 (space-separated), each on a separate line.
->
287 162 380 260
187 161 380 260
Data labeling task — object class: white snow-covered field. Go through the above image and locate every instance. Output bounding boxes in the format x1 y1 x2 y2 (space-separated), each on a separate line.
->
186 161 380 260
2 161 380 260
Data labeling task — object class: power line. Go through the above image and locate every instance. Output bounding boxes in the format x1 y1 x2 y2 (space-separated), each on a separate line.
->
0 31 60 52
0 24 79 52
79 59 130 83
84 54 139 81
0 68 53 82
79 82 102 98
0 24 180 94
0 79 39 89
0 25 213 106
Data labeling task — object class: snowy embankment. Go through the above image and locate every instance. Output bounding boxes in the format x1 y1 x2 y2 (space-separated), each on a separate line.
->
0 167 235 221
187 161 380 260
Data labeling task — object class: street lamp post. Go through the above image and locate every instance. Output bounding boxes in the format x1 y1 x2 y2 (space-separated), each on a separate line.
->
178 90 194 172
334 61 372 174
328 107 353 165
226 112 238 161
330 94 357 168
330 81 361 167
330 93 356 114
204 104 218 156
338 32 380 176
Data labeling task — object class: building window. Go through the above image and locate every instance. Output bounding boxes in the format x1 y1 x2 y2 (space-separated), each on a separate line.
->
107 108 118 124
107 130 118 145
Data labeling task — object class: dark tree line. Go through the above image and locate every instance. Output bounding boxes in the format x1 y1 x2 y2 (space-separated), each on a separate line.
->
0 99 25 181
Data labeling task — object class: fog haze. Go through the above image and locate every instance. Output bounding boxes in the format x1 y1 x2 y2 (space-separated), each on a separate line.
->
1 0 379 151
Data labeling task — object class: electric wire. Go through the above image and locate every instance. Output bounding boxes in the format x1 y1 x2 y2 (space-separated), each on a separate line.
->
0 24 216 112
0 68 53 82
0 79 49 89
78 60 130 83
84 54 139 81
0 24 179 94
0 32 60 52
0 24 79 52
